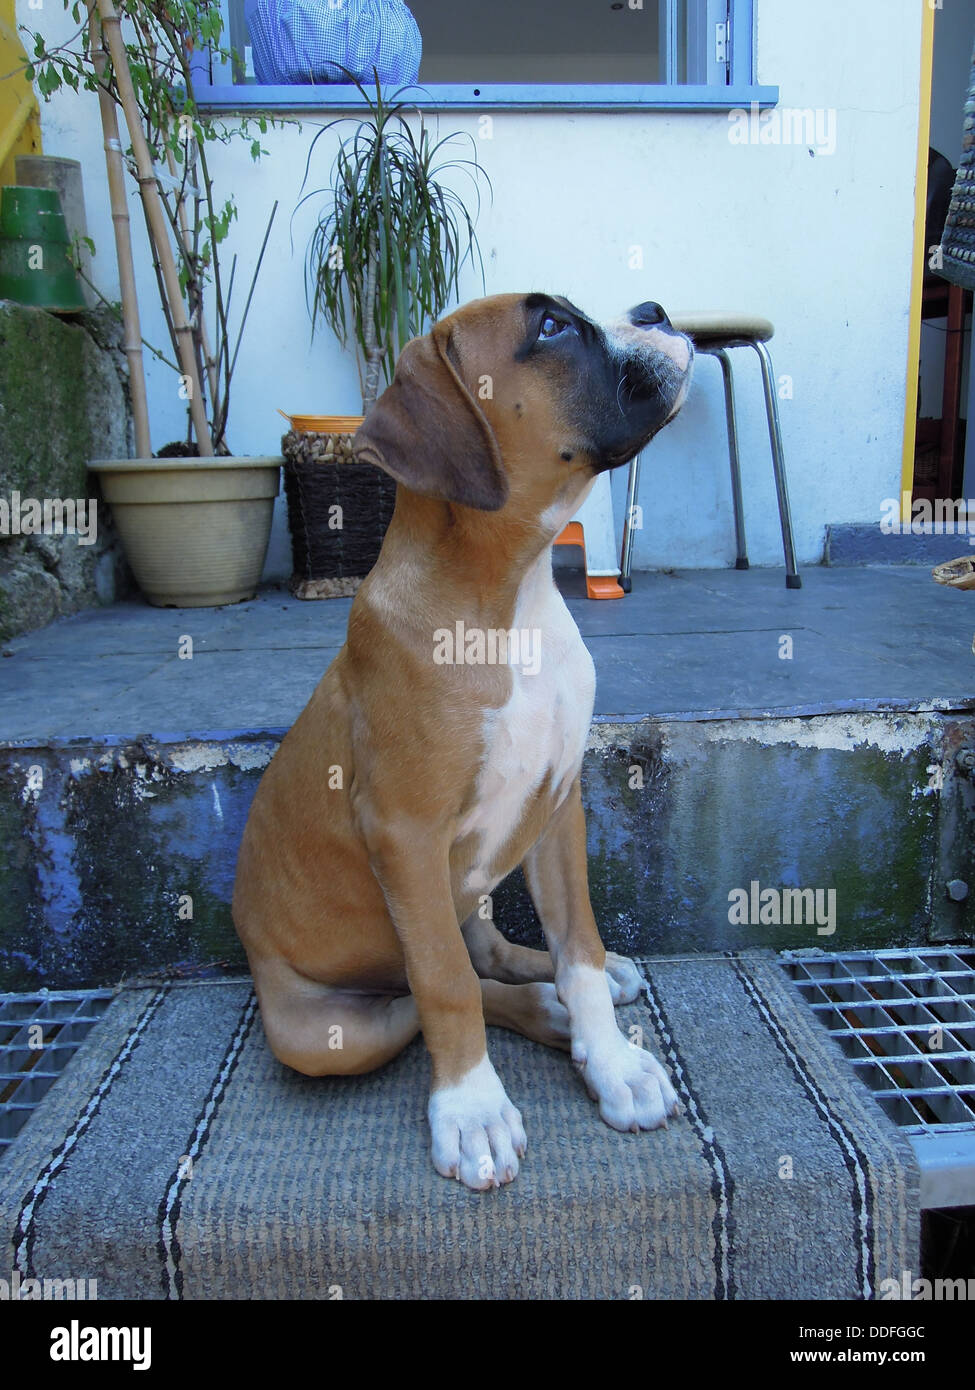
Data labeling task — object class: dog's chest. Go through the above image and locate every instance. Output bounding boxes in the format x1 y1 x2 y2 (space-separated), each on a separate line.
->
458 569 595 890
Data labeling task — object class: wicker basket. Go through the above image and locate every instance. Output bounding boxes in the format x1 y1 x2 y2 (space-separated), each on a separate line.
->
281 424 397 599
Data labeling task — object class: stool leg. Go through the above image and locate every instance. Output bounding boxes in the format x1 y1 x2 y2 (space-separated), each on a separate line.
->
715 348 749 569
619 451 642 593
753 340 801 589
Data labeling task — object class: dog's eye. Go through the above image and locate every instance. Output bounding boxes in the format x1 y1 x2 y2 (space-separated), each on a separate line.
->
539 315 568 340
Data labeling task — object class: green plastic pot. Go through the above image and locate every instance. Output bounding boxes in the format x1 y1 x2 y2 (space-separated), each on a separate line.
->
0 185 85 312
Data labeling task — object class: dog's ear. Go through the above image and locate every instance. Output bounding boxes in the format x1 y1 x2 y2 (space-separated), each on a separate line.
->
352 323 508 511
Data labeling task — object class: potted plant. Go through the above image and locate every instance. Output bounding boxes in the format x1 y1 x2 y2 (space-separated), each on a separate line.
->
20 0 284 607
281 71 489 597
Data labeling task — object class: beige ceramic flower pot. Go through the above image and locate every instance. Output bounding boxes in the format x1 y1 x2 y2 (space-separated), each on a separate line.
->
89 457 281 608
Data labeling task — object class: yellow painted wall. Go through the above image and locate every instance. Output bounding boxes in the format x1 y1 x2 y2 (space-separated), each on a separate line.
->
899 0 936 513
0 0 42 185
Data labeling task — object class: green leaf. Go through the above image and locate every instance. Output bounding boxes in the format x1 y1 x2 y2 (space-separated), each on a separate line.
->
37 65 62 97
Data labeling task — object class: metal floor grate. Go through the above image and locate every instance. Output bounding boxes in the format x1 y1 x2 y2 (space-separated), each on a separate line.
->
782 947 975 1208
0 990 114 1158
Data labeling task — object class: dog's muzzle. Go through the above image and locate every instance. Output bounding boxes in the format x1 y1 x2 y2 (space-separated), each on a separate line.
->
594 302 694 468
608 301 694 395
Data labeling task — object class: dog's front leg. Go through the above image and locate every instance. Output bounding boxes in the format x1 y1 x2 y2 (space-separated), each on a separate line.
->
367 834 526 1189
523 779 679 1131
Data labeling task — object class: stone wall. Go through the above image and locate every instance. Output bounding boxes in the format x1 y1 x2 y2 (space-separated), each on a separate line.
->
3 712 971 991
0 300 132 641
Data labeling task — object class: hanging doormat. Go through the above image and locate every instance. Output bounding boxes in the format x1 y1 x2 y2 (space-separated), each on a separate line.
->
282 428 397 599
0 953 918 1299
940 38 975 290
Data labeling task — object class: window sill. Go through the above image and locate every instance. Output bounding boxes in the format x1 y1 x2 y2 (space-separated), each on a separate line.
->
194 83 779 114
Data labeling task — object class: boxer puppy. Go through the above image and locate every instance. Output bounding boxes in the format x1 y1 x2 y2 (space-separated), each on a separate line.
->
233 292 693 1190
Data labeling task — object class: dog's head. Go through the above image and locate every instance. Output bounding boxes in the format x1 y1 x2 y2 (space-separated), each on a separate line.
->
353 292 693 536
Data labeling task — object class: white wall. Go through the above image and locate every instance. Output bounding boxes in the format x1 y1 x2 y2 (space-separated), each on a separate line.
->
21 0 925 575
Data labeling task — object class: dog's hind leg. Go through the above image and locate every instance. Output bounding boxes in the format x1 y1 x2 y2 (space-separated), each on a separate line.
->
461 912 555 984
252 957 571 1075
461 911 641 1004
251 957 420 1077
480 980 570 1050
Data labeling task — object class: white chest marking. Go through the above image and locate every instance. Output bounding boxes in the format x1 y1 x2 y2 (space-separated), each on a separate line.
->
459 551 595 892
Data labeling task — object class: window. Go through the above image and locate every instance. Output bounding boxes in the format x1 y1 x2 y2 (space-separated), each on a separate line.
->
192 0 777 111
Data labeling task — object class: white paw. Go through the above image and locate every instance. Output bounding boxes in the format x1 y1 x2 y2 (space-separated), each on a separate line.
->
605 953 644 1005
572 1033 679 1132
428 1055 527 1190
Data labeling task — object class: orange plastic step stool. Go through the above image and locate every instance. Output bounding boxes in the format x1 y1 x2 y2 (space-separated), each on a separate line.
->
553 473 624 598
554 523 624 599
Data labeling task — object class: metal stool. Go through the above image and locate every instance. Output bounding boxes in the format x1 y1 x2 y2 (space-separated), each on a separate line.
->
620 311 801 590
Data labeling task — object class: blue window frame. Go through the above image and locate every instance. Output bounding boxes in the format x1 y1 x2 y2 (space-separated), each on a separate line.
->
192 0 777 112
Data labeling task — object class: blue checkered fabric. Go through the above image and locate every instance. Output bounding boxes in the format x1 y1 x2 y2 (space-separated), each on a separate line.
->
244 0 421 86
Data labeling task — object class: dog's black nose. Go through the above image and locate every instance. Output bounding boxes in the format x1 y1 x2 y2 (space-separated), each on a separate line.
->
630 301 672 329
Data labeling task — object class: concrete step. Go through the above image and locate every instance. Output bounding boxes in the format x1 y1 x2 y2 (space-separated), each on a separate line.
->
1 567 974 990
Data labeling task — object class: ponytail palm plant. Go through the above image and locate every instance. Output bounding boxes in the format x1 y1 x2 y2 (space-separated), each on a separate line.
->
297 74 490 412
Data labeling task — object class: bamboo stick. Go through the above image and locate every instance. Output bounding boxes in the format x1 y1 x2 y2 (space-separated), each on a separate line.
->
144 34 217 424
137 181 178 373
94 0 214 456
87 1 151 458
144 39 209 448
165 143 218 411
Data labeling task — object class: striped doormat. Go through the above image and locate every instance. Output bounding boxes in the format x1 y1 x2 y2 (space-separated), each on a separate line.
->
0 953 918 1300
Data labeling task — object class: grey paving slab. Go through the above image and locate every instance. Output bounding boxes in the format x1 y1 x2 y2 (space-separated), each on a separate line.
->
3 603 243 657
88 646 344 736
213 594 352 649
0 566 973 742
2 652 175 741
588 627 972 718
2 591 351 658
567 564 965 641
